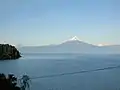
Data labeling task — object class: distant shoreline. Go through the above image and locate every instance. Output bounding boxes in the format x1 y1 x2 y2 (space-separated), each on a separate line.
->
21 52 120 55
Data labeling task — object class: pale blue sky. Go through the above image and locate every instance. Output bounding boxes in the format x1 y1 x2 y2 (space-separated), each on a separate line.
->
0 0 120 46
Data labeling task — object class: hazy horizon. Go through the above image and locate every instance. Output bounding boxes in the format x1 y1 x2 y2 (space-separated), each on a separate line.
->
17 36 120 47
0 0 120 46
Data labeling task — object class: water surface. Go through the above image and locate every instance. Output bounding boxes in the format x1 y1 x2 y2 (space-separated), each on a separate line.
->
0 54 120 90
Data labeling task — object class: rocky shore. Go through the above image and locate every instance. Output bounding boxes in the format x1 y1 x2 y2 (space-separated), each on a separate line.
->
0 44 21 60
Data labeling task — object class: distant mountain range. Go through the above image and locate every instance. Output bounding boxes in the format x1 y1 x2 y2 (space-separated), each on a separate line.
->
19 36 120 54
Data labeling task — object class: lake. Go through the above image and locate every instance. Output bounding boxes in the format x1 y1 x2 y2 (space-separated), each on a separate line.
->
0 53 120 90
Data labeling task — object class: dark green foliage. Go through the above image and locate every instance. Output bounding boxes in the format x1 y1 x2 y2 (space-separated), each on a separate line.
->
0 73 21 90
0 44 21 60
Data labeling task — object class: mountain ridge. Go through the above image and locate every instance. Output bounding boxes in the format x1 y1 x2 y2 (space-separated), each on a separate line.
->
19 37 120 54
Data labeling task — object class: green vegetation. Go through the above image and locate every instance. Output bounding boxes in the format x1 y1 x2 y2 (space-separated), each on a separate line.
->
0 44 21 60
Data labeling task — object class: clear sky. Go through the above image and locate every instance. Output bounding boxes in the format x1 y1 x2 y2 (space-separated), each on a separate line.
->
0 0 120 46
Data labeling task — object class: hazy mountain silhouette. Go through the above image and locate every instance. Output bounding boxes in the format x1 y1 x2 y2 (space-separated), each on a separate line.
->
19 37 120 54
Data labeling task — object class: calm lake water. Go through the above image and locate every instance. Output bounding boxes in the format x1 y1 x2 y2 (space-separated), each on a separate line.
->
0 53 120 90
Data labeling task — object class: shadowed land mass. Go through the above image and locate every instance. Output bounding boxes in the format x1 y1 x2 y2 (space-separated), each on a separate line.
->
0 44 21 60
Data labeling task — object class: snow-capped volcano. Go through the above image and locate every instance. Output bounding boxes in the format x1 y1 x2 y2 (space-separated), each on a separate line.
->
68 36 80 41
19 36 120 54
60 36 94 48
62 36 81 44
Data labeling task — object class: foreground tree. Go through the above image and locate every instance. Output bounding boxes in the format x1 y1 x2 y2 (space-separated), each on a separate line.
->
0 44 21 60
0 73 21 90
